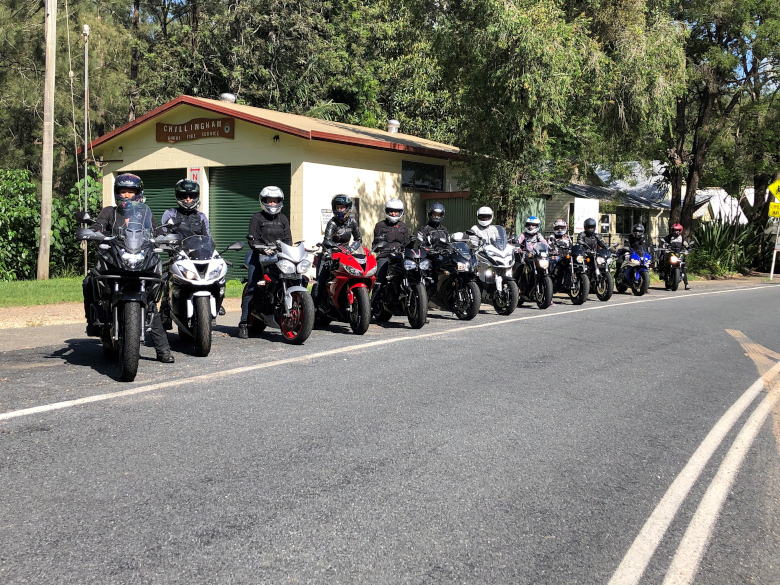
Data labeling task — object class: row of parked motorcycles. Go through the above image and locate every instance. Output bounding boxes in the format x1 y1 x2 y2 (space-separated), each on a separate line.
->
74 204 690 382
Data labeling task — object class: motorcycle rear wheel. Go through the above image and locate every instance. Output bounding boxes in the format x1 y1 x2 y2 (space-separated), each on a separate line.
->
535 276 553 310
119 302 141 382
670 267 681 291
569 273 589 305
494 280 519 315
596 272 614 301
349 287 371 335
407 283 428 329
193 296 213 356
280 291 315 344
453 280 481 320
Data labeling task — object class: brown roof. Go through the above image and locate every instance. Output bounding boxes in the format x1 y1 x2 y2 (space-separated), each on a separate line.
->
86 95 460 160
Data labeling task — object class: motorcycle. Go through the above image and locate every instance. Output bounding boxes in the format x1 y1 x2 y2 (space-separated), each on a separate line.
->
549 240 589 305
513 240 554 309
460 227 518 315
371 240 431 329
312 241 377 335
654 242 688 291
422 234 481 320
583 247 614 301
76 204 179 382
242 237 315 344
163 235 244 356
615 246 652 296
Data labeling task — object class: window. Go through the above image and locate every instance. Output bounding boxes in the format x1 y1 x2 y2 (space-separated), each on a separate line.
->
615 207 649 234
402 161 445 192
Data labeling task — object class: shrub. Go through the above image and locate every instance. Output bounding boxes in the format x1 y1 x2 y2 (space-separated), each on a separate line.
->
688 217 770 275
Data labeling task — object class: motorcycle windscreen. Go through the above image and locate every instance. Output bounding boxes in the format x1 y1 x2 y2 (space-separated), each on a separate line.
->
452 242 472 258
348 240 365 258
182 235 215 260
277 241 307 262
120 203 154 253
490 226 508 251
571 243 584 257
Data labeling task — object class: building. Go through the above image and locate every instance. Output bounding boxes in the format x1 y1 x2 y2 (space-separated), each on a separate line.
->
87 95 462 276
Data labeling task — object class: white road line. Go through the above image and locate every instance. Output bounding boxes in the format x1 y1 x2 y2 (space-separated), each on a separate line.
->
662 380 780 585
607 360 780 585
0 283 775 423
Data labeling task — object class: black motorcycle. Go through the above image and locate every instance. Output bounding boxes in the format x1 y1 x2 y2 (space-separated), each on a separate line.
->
371 240 430 329
76 204 179 382
513 241 554 309
654 242 689 291
549 241 589 305
583 247 614 301
423 237 481 320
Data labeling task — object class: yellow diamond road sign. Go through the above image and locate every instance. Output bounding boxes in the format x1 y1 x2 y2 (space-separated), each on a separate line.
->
770 202 780 218
770 179 780 196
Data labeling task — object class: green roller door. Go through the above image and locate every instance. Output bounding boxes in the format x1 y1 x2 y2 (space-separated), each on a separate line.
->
422 196 481 234
209 164 291 280
128 169 187 224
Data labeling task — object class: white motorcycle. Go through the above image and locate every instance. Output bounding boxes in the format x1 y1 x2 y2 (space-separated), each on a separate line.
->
454 226 518 315
163 235 245 356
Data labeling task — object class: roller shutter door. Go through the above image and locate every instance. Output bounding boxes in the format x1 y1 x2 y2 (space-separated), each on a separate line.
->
127 169 187 224
209 164 291 280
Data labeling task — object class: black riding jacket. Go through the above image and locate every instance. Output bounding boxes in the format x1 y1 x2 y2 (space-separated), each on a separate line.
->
161 207 210 238
623 234 648 254
323 217 361 249
417 222 450 247
93 205 159 235
373 219 410 258
577 231 609 251
662 234 690 252
247 211 292 247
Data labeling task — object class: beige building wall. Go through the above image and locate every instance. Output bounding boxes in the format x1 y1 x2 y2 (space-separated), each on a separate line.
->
545 193 574 232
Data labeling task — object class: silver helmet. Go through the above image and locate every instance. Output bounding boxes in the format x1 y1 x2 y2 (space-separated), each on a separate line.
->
385 198 405 224
259 186 284 215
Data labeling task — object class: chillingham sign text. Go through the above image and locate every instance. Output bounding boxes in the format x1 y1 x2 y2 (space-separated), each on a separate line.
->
156 118 235 143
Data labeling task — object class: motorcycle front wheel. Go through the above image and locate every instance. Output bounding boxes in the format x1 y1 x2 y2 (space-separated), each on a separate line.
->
630 270 649 296
535 276 554 309
280 291 315 344
494 280 519 315
119 302 141 382
407 283 428 329
349 287 371 335
615 270 628 293
596 272 614 301
453 280 481 320
193 295 213 356
569 273 590 305
670 267 681 291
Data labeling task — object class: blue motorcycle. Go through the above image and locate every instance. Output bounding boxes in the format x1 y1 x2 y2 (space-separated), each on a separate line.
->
614 246 652 296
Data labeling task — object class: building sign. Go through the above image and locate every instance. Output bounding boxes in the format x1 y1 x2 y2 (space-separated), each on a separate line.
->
156 118 235 143
188 167 201 184
320 209 333 233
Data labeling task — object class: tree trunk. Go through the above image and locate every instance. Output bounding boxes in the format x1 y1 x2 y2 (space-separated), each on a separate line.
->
667 96 687 230
751 173 773 225
128 0 140 122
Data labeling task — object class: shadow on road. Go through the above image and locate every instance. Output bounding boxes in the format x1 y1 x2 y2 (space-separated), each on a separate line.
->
44 338 153 380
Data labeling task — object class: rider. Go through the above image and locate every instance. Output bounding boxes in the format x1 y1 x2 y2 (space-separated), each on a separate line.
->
417 202 449 247
160 179 211 237
661 222 692 290
516 216 549 253
470 206 499 243
548 219 572 249
237 186 292 339
314 194 362 310
372 198 410 308
616 223 649 273
82 173 175 363
577 217 610 251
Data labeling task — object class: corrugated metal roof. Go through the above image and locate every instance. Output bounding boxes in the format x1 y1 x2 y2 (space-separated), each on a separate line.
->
562 183 671 210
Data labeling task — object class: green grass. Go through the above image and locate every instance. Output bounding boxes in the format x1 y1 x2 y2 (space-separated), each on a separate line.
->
0 278 85 307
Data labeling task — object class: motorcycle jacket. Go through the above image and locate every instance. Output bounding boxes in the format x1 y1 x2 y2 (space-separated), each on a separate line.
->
93 205 159 235
662 233 690 252
623 234 648 254
516 232 549 254
374 219 409 257
247 211 292 247
470 224 500 244
323 216 361 249
548 234 572 252
417 222 450 247
577 231 609 251
161 207 210 238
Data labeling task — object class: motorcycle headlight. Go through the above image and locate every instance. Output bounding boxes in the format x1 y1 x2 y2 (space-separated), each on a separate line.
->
404 259 417 271
484 267 494 278
538 259 549 269
208 264 226 280
184 269 198 280
365 266 377 277
344 264 364 276
297 259 312 274
419 259 431 270
669 255 679 264
121 250 144 268
277 259 296 274
596 257 605 265
457 261 471 272
576 255 584 263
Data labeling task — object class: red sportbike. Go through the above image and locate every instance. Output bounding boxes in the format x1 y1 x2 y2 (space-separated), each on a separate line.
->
313 241 377 334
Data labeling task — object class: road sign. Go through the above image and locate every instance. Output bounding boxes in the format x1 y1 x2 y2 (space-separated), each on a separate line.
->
769 179 780 197
769 202 780 218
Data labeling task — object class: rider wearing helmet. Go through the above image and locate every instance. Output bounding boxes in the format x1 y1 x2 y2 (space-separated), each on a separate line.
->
615 223 649 273
470 206 500 244
417 202 449 247
82 173 175 363
662 222 691 290
549 218 572 249
238 186 293 339
516 216 548 254
577 217 609 251
161 179 210 238
372 198 410 308
314 194 363 311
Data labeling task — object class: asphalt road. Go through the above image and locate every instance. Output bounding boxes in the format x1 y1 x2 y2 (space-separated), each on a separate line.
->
1 280 779 584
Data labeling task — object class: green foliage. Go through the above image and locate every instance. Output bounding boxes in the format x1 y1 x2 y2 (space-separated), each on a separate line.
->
0 170 40 280
0 278 84 307
688 217 770 275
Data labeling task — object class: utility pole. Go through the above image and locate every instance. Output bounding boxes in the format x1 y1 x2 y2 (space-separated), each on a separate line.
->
37 0 57 280
83 24 90 275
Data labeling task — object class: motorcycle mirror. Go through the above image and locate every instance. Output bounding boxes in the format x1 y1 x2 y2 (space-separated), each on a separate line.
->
74 210 94 225
465 229 477 236
225 241 245 252
452 232 464 241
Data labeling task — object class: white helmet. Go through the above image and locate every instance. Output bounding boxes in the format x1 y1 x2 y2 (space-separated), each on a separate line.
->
524 216 541 236
477 206 493 228
260 186 284 215
385 198 405 224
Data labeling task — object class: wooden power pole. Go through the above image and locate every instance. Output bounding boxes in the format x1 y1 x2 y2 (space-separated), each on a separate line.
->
37 0 57 280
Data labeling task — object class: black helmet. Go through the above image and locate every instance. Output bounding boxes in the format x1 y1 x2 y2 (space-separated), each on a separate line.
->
331 194 353 221
174 179 200 210
584 217 597 235
428 202 445 226
632 223 645 237
114 173 144 206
